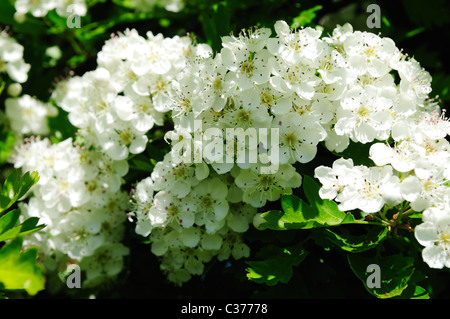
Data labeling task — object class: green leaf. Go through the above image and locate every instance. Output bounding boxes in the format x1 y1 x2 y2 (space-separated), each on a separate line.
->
200 1 233 52
0 217 46 242
129 156 155 172
259 175 358 230
314 226 389 253
0 129 16 164
246 244 308 286
291 5 322 28
348 253 415 299
0 237 45 296
409 286 430 299
0 170 40 214
328 140 377 167
17 217 46 237
0 209 21 235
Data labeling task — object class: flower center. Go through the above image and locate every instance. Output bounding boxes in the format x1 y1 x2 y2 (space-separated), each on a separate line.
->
212 78 223 92
236 110 251 124
201 195 214 209
260 92 273 107
357 106 371 120
240 60 255 76
173 165 186 178
120 130 134 145
86 180 97 193
73 228 88 241
155 80 166 92
364 46 377 58
178 98 191 113
138 102 150 113
259 175 274 191
423 179 437 193
439 232 450 250
167 204 179 216
284 133 298 148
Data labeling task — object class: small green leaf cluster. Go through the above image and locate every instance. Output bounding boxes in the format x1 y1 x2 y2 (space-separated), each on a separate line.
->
0 170 46 297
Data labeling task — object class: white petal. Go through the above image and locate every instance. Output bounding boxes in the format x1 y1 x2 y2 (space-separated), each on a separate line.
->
399 175 421 202
422 245 446 269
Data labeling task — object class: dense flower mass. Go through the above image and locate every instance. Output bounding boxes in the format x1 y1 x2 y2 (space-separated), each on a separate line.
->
11 18 450 289
14 137 130 288
126 21 449 283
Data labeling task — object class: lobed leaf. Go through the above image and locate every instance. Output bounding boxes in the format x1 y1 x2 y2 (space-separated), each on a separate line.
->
347 253 416 299
246 244 308 286
314 227 389 253
0 237 45 296
0 171 40 215
259 175 358 230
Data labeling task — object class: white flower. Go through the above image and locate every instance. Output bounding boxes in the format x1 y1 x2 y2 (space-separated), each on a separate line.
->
234 163 301 208
55 0 87 17
217 231 250 261
14 0 87 18
185 177 229 233
314 157 358 200
221 90 273 129
151 191 196 229
222 27 271 53
221 46 272 90
369 142 417 173
274 112 326 164
343 31 400 77
257 83 293 115
79 243 129 287
0 31 30 83
98 123 148 160
113 91 163 133
267 20 324 67
53 210 106 259
335 164 402 213
5 95 58 135
269 56 320 100
151 153 199 197
226 202 256 233
188 54 235 113
415 206 450 269
417 109 450 140
400 168 448 212
395 57 432 102
335 85 393 143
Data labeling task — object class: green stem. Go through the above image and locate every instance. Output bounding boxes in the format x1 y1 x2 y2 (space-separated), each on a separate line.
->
377 206 391 223
350 219 387 227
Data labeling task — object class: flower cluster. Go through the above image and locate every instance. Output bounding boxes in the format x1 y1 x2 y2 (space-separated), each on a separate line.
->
5 94 58 136
1 30 58 139
128 20 450 284
312 25 450 269
12 17 450 288
0 30 30 85
52 29 200 161
130 0 185 13
13 29 201 289
13 0 87 19
14 137 130 289
316 107 450 268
